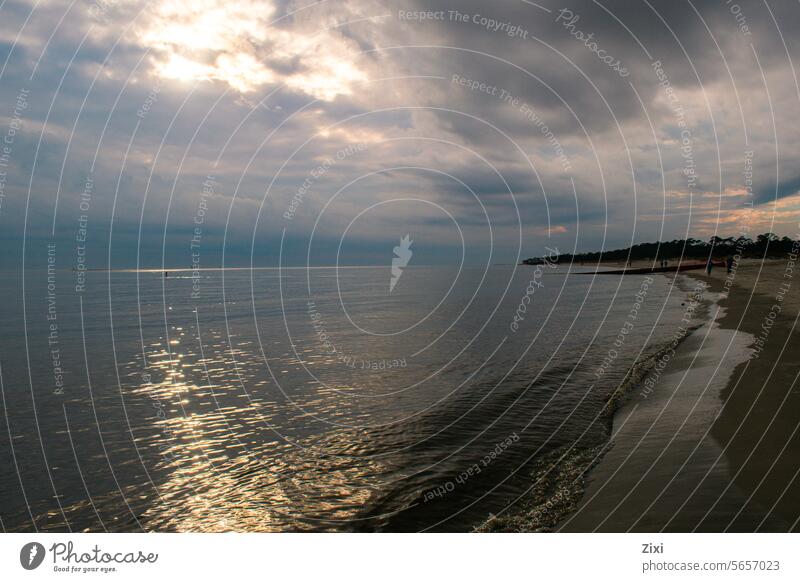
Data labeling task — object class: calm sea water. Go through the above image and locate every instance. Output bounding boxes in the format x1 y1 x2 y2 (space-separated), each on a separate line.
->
0 265 690 531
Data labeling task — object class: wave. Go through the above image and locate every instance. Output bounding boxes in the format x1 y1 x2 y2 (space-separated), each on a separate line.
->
475 280 710 532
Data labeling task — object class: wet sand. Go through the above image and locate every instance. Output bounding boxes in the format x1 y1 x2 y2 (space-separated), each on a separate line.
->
559 259 800 532
702 259 800 531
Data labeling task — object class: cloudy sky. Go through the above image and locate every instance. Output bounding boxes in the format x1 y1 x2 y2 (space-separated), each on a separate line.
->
1 0 799 267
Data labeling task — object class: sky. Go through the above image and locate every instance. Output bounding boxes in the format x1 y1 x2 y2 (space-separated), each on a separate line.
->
1 0 800 268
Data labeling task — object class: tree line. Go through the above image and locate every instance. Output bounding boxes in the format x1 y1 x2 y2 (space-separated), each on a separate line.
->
523 233 798 265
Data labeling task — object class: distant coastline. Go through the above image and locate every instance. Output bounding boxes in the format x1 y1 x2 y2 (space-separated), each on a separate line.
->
523 234 797 265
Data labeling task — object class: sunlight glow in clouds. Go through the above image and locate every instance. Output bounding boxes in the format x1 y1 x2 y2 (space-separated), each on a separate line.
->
133 0 366 98
287 55 366 101
139 0 274 92
155 53 275 93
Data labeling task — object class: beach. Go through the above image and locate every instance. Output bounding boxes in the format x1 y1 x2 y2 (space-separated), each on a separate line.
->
702 259 800 530
556 258 800 531
475 257 800 532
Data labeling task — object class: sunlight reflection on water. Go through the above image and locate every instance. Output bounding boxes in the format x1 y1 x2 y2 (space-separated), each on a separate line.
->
0 266 688 531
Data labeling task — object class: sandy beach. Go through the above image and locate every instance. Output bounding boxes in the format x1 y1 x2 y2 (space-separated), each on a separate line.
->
701 259 800 530
555 258 800 531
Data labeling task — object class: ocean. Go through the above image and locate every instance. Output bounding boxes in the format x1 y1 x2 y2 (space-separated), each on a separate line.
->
0 265 695 532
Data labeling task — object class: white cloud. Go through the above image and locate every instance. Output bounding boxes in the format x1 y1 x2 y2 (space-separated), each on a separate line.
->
116 0 370 99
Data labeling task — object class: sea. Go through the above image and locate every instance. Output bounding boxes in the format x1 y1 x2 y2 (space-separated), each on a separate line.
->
0 264 697 532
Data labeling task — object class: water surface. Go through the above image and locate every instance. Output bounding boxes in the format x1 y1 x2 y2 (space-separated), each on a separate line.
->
0 265 688 531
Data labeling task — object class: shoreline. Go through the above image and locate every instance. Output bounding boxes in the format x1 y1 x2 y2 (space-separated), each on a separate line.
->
557 259 800 531
701 260 800 530
477 275 710 532
556 275 761 531
481 258 800 532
